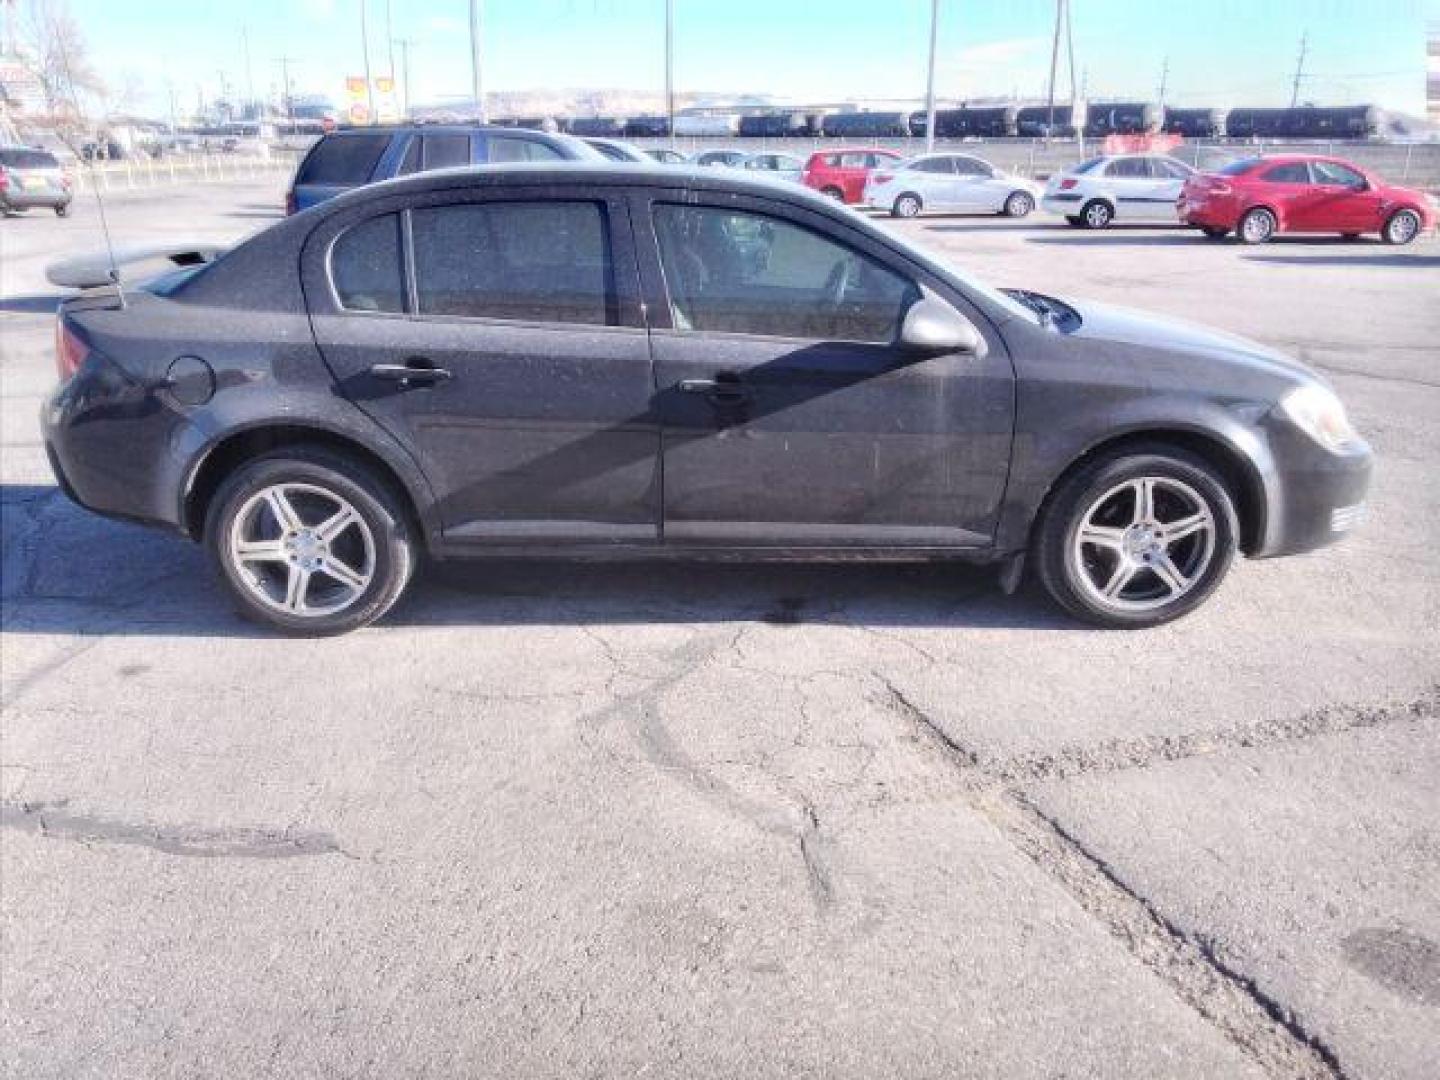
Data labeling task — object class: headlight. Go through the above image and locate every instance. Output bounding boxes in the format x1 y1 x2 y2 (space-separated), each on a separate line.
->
1277 384 1361 452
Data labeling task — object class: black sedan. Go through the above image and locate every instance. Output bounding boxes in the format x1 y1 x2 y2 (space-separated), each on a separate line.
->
43 164 1371 634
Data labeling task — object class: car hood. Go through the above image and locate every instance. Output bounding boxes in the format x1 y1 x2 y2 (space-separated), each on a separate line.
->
1057 296 1319 383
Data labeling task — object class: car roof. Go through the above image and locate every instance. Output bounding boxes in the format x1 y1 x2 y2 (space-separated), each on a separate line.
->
809 146 901 155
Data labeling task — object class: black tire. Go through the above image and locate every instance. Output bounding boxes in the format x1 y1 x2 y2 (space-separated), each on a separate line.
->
1080 199 1112 229
1064 215 1083 227
820 186 845 202
54 204 70 218
1033 445 1239 629
1003 190 1035 218
1381 208 1421 246
1199 226 1228 240
1340 233 1361 241
1237 206 1276 244
891 193 922 218
204 446 416 636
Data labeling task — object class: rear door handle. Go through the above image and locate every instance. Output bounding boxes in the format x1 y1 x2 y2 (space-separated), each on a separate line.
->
370 359 452 385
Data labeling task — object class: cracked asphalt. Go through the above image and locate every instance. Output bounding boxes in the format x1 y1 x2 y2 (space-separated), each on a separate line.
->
2 178 1437 1079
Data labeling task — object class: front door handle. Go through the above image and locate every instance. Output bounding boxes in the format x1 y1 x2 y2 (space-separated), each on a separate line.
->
677 375 751 405
370 359 452 385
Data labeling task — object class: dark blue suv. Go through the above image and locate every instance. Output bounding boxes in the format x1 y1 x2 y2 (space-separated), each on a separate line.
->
285 125 602 213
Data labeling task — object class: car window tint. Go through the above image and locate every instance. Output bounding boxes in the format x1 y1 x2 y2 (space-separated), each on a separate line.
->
1312 161 1364 186
652 204 918 342
953 157 991 177
297 133 390 185
911 157 951 174
331 213 405 313
1071 157 1105 174
1261 162 1310 183
397 135 421 175
488 137 564 162
423 134 470 170
837 152 867 168
1106 157 1147 178
1155 158 1192 180
1218 157 1262 176
0 149 58 168
412 200 615 325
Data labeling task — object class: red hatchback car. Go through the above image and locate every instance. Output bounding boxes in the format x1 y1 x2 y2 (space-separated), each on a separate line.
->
1179 154 1434 244
802 147 902 204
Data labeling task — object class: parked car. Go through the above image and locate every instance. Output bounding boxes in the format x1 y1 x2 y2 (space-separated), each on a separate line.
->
0 147 73 217
1178 155 1434 244
691 149 747 168
737 151 805 183
863 153 1041 218
801 147 903 204
1041 154 1196 228
44 165 1371 634
644 148 689 165
285 124 603 213
583 137 651 163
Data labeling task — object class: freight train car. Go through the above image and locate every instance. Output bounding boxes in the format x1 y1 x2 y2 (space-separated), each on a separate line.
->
1084 101 1161 137
673 113 742 137
819 111 911 138
930 105 1020 138
567 117 625 138
1224 105 1380 139
622 116 670 138
1161 107 1227 138
738 112 813 138
1015 103 1084 137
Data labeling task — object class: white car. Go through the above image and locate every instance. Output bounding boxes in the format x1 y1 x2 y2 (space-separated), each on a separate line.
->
863 153 1042 218
1041 154 1196 228
738 151 805 184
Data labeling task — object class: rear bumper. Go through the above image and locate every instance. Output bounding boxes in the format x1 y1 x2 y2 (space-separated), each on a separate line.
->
1040 193 1084 215
1 189 71 210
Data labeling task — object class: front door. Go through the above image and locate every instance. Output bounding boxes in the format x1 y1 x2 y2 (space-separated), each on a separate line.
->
304 188 661 546
634 193 1014 548
1302 160 1385 233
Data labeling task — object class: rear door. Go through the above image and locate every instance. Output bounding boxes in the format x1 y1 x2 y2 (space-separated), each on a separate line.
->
1254 161 1313 228
907 156 959 208
303 186 660 546
635 192 1014 548
951 155 999 210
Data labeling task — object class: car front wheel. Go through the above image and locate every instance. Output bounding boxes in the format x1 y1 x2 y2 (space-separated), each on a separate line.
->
1034 447 1239 628
1382 209 1421 246
206 447 416 635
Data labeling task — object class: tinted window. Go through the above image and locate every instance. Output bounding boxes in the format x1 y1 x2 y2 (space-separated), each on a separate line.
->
1155 158 1192 180
297 133 389 185
423 134 470 170
589 141 628 162
1312 161 1365 186
953 157 992 177
397 136 421 175
0 149 59 168
331 214 404 313
1261 163 1310 183
412 201 615 325
1071 157 1105 175
1218 157 1262 176
1106 157 1149 178
837 152 868 168
652 204 918 342
911 157 953 174
488 136 564 162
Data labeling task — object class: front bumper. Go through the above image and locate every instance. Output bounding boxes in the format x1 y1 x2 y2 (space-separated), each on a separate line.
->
1253 419 1373 558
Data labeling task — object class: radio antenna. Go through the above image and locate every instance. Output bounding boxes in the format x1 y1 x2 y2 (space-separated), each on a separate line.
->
54 28 124 305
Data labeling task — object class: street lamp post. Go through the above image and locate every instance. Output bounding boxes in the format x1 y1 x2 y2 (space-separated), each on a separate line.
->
924 0 939 153
359 0 376 120
665 0 675 146
470 0 486 123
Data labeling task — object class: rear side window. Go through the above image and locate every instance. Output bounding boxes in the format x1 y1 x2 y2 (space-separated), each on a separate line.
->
953 157 991 177
911 157 953 174
1106 158 1149 178
0 149 58 168
652 204 918 342
423 134 470 170
297 133 389 185
1218 157 1262 176
1261 163 1310 183
487 136 564 162
411 200 615 325
331 213 404 313
1071 157 1105 175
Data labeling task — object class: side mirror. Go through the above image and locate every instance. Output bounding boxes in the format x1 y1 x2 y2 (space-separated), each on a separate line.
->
899 295 988 357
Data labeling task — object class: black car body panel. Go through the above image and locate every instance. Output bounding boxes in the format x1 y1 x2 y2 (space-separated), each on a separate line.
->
44 163 1371 573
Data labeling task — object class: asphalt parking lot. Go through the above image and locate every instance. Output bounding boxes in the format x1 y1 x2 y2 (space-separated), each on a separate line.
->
2 177 1437 1079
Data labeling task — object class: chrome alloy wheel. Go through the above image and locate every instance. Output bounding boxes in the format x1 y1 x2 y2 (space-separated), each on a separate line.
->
1241 208 1275 243
228 483 375 617
1385 210 1419 244
1070 476 1216 613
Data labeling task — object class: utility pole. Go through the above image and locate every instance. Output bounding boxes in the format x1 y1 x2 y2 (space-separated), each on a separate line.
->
664 0 674 146
923 0 939 153
1065 0 1078 142
1288 31 1308 107
359 0 376 121
275 56 298 124
241 26 255 120
395 37 417 119
1043 0 1064 141
1157 56 1169 113
470 0 486 122
385 0 396 80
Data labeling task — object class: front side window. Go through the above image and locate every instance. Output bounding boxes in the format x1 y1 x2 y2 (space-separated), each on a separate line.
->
1312 161 1365 187
331 213 404 313
1261 163 1311 184
652 204 918 342
411 200 615 325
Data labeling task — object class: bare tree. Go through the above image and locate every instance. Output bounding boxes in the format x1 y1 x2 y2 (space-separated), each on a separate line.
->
20 0 105 149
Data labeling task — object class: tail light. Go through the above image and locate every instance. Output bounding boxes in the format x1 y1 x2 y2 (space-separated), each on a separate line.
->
284 190 298 215
0 166 8 192
61 171 72 190
55 318 90 381
1209 181 1233 196
872 172 893 185
1058 177 1078 190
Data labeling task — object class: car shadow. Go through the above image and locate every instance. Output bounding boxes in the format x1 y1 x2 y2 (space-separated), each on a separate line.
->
0 294 65 314
922 219 1074 233
1025 232 1204 247
1 483 1070 637
223 210 284 220
1243 253 1440 268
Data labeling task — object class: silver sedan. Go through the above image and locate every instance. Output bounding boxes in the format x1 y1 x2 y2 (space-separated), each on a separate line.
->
864 153 1042 218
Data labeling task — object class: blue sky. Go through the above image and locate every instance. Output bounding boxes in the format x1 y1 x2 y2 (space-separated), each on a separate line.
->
65 0 1433 116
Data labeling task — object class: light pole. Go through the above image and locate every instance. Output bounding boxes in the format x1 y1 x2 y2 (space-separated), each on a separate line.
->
665 0 675 146
359 0 376 120
924 0 939 152
470 0 486 122
395 37 417 119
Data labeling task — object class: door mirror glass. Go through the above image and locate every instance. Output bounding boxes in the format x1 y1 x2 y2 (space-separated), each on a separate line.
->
899 295 986 356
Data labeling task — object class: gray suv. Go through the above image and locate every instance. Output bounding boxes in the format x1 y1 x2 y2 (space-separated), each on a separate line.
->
0 147 72 216
285 125 602 213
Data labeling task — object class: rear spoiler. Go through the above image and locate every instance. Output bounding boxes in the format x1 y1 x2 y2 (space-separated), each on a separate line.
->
46 241 230 289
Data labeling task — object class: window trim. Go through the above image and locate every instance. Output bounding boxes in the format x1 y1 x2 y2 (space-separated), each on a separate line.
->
327 211 409 316
647 199 921 347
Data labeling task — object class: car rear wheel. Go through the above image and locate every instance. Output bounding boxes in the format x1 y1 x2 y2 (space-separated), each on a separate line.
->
1080 200 1112 229
1381 209 1421 246
1238 207 1277 244
1034 447 1239 628
891 193 922 218
820 186 844 202
54 204 69 218
206 447 416 636
1003 190 1035 217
